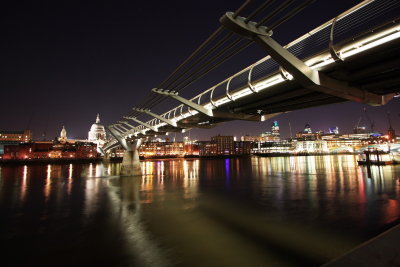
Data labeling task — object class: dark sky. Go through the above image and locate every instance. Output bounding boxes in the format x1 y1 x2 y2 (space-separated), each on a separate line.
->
1 0 399 141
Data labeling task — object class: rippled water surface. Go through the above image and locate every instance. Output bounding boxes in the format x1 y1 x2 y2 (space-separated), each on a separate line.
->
1 155 399 266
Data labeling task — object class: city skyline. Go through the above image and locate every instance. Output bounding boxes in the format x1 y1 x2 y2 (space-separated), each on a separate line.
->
25 105 398 142
1 0 399 140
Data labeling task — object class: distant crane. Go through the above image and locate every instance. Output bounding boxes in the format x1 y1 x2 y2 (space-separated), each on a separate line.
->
386 111 396 141
387 111 393 129
354 116 363 134
363 107 375 133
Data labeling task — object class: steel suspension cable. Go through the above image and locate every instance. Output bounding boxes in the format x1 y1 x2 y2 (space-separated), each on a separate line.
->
245 0 276 22
163 32 234 90
158 27 224 89
170 39 254 94
257 0 295 26
267 0 316 31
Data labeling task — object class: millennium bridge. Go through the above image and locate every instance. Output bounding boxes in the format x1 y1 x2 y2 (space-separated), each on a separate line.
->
103 0 400 175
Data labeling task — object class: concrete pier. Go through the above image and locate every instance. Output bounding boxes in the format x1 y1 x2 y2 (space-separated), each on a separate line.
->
120 139 142 176
107 126 143 177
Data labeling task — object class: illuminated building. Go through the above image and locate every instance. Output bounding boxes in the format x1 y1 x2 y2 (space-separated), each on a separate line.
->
198 141 217 156
329 126 339 135
198 137 251 156
88 114 107 148
387 126 396 142
241 135 265 142
139 141 184 158
241 121 281 142
0 130 31 142
184 142 199 156
234 141 252 155
211 135 234 155
252 140 293 154
271 121 280 138
296 124 321 140
58 126 67 143
304 124 312 134
2 141 98 160
0 130 32 154
294 140 329 153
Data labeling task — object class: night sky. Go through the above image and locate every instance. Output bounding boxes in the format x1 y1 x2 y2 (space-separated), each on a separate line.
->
1 0 399 141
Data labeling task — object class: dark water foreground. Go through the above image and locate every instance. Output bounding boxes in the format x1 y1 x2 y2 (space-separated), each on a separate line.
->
0 155 399 266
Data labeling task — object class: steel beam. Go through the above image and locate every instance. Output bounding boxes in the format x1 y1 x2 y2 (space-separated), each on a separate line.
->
152 88 264 121
124 116 158 132
110 124 125 134
118 121 141 136
133 108 178 127
220 12 393 106
152 88 213 117
115 123 130 133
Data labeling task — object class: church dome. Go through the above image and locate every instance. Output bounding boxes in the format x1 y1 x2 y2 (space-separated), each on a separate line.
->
88 114 106 144
90 122 105 132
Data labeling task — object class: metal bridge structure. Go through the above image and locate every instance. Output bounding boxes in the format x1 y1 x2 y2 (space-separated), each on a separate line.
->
103 0 400 175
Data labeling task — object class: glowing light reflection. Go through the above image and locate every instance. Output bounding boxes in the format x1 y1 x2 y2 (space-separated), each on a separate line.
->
67 164 73 195
20 165 28 202
44 164 51 200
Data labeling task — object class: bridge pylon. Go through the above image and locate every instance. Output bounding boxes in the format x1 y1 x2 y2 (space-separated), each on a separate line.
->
107 126 142 176
120 139 142 177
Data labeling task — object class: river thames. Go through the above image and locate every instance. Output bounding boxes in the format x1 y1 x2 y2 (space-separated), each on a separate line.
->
1 155 399 266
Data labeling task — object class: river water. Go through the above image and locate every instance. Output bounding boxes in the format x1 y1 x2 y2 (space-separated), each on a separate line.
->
1 155 399 266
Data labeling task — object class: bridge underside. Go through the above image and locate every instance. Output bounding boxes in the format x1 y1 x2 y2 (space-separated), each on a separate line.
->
146 30 400 134
230 37 400 115
105 15 400 149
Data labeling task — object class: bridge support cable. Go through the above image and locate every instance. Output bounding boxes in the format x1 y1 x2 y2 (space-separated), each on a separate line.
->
126 35 244 116
125 1 256 119
158 0 253 90
220 12 394 106
162 32 234 90
141 38 254 113
136 0 315 113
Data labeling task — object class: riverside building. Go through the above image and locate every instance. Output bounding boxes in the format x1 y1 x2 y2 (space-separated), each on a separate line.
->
0 130 32 154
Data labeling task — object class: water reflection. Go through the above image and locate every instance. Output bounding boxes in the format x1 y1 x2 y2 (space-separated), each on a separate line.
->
20 165 28 203
44 164 51 200
0 156 399 266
